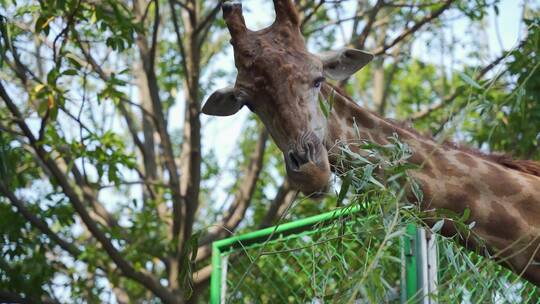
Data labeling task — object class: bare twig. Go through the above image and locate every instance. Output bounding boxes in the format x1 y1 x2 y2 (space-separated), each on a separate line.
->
355 0 384 49
372 0 455 56
411 39 526 121
260 180 296 228
194 2 221 35
149 0 160 67
52 0 81 64
0 183 81 257
168 0 190 88
195 128 269 262
300 0 326 31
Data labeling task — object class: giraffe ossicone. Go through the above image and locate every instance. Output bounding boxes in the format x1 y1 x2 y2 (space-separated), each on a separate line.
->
202 0 540 287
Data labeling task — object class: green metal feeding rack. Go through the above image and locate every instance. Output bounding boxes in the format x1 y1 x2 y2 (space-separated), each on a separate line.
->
210 207 539 303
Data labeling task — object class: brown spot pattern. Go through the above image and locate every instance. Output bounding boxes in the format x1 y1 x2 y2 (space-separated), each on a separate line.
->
455 152 478 169
485 201 519 240
405 176 432 207
370 132 388 145
409 152 437 179
221 3 540 284
400 131 414 140
433 150 467 178
441 183 480 228
483 163 522 197
526 176 540 195
444 184 473 216
347 111 375 129
514 195 540 226
327 118 343 146
421 141 436 154
408 152 425 166
381 122 396 135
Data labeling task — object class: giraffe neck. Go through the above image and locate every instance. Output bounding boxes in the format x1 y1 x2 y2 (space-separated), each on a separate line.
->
320 83 540 285
321 84 418 158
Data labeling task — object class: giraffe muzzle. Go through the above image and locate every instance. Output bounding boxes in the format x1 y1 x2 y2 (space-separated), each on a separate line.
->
284 131 331 197
285 132 322 170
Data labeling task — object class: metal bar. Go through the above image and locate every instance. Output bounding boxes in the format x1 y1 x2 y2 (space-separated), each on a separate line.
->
210 205 361 303
212 205 361 250
418 228 428 304
426 231 438 303
404 226 438 304
404 223 419 302
220 255 228 303
210 242 222 304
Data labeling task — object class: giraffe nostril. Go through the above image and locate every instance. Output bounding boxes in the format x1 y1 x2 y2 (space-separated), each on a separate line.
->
288 150 301 170
287 149 310 171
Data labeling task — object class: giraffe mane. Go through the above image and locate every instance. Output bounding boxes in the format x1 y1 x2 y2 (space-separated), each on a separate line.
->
443 142 540 177
326 83 540 178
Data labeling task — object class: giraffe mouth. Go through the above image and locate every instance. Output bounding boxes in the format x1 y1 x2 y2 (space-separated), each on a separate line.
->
284 131 331 197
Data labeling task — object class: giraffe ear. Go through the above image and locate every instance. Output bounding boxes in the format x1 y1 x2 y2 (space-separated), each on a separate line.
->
202 87 248 116
317 48 374 81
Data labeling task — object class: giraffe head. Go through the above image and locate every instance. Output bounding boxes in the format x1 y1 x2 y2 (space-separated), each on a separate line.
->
203 0 373 196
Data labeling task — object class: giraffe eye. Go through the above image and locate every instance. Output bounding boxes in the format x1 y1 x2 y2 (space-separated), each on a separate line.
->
313 76 325 88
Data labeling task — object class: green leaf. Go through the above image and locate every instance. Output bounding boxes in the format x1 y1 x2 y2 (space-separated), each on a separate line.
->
337 172 352 207
66 54 82 68
189 232 200 262
410 179 423 203
35 16 54 33
460 208 471 222
46 68 59 85
318 95 329 118
431 219 445 233
459 72 482 89
62 69 78 76
368 176 385 189
33 84 46 93
90 9 97 24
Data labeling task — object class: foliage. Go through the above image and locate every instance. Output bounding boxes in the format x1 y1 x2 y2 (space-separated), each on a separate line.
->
219 131 538 303
466 17 540 159
0 0 538 302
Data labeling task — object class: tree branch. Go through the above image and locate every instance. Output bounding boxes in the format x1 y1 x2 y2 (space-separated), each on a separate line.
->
0 183 81 257
259 179 296 228
195 128 269 262
191 178 297 290
76 38 150 155
169 0 190 88
0 17 40 85
372 0 455 56
135 0 185 246
149 0 160 67
0 291 57 304
0 82 178 304
194 2 221 36
410 39 525 121
0 183 137 304
354 0 384 49
76 37 162 213
300 0 326 31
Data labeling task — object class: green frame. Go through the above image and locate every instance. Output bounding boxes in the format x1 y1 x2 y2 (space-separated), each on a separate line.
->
210 206 364 303
210 206 420 303
402 223 423 303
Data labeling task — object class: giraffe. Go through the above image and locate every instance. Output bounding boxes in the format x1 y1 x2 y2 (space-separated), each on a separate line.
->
202 0 540 286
